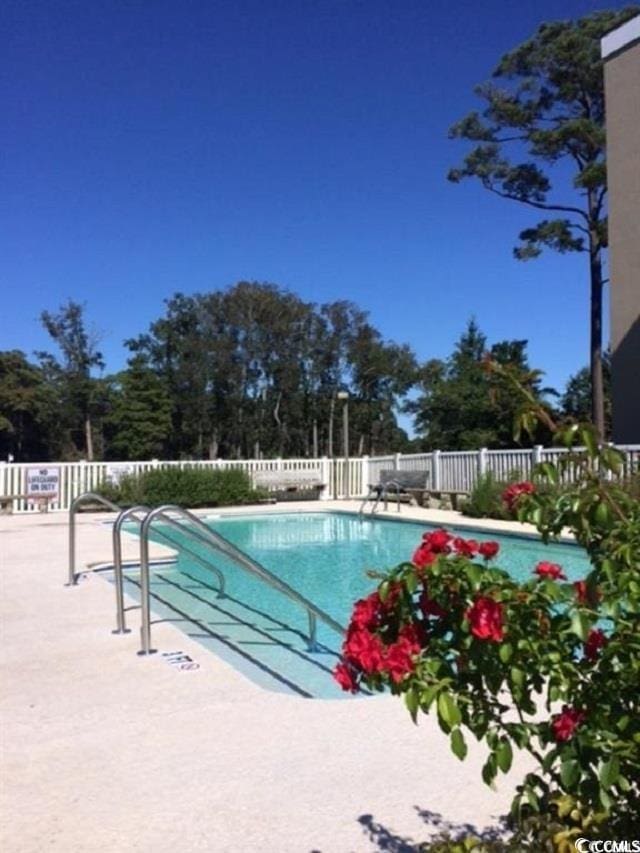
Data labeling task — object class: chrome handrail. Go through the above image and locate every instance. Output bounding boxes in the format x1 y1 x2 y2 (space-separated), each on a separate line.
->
358 479 402 517
112 505 149 633
138 505 345 656
112 505 226 635
68 492 121 585
382 480 403 513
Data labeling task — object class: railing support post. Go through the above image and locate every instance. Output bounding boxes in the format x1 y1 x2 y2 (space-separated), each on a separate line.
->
307 611 318 652
112 505 150 634
478 447 488 478
67 492 120 586
433 449 442 491
138 513 156 655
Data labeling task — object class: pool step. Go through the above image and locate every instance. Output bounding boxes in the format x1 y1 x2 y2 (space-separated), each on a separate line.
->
121 567 347 699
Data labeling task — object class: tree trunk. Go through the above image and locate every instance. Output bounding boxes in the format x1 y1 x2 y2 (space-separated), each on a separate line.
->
328 397 335 457
589 238 605 440
209 432 218 459
85 416 94 461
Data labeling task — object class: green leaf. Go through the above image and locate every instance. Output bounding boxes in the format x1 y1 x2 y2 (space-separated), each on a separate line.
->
559 424 579 448
450 728 468 761
599 787 613 810
599 756 620 790
496 739 513 773
404 686 419 721
538 461 558 484
378 580 390 603
570 610 590 642
560 758 580 788
510 667 525 688
580 425 598 458
498 643 513 664
481 753 497 788
420 684 441 711
437 690 462 729
404 571 418 595
595 500 610 525
465 563 482 587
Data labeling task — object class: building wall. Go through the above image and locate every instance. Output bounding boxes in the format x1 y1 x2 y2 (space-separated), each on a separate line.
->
603 23 640 442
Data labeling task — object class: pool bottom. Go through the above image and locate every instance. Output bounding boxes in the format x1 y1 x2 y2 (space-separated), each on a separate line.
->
104 564 354 700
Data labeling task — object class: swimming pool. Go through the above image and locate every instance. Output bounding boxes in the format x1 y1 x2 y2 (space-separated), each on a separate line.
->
118 511 590 699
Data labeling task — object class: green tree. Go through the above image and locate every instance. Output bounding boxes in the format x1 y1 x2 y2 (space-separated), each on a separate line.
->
104 355 172 460
412 320 553 449
38 300 104 460
130 283 416 460
448 7 638 440
0 351 57 461
562 352 612 437
348 323 417 455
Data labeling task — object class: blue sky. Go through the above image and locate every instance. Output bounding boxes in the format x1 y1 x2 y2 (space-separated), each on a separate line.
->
2 0 617 401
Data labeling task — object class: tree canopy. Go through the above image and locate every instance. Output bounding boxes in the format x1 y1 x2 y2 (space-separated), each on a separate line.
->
0 291 601 462
448 6 639 438
410 320 555 450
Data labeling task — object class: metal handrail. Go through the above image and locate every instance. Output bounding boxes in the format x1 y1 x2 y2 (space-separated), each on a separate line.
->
138 505 346 656
358 479 402 517
112 505 226 635
68 492 121 585
112 505 149 633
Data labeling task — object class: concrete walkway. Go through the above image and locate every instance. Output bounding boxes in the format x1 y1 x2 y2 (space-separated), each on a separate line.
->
0 503 538 852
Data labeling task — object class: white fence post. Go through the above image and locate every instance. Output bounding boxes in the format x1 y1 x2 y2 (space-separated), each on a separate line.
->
433 449 441 490
478 447 488 478
320 457 332 500
532 445 543 474
394 452 401 471
361 455 370 495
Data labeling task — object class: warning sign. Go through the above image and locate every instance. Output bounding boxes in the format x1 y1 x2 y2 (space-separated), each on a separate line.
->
27 467 60 498
105 463 136 486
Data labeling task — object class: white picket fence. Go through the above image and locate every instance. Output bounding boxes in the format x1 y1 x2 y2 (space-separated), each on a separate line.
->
2 444 639 514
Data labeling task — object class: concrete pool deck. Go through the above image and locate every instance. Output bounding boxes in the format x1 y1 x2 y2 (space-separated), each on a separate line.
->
0 502 545 852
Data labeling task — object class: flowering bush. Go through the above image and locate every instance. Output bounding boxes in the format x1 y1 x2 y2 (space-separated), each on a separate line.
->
334 422 640 840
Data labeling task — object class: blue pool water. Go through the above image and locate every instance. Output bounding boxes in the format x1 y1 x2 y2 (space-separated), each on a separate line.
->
119 512 590 699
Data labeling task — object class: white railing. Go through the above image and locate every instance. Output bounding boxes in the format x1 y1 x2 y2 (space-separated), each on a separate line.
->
2 444 639 513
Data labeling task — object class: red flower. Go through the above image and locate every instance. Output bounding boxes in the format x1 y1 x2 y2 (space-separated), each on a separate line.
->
574 579 588 604
502 481 535 512
534 561 567 581
585 628 608 662
382 634 420 683
465 597 505 642
419 590 446 619
351 593 382 630
398 621 426 648
573 579 601 606
453 537 479 558
551 706 586 742
479 541 500 560
423 529 452 554
412 542 436 570
343 627 384 674
333 661 359 692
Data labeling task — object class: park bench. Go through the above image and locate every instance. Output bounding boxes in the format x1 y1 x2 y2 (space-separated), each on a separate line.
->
252 469 326 502
369 470 470 511
374 470 432 507
0 494 53 514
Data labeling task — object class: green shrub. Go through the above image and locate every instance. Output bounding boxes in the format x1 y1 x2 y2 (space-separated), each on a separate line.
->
462 473 511 520
97 466 262 508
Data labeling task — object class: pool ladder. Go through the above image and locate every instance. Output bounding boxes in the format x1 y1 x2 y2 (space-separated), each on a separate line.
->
358 480 403 517
68 493 345 656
